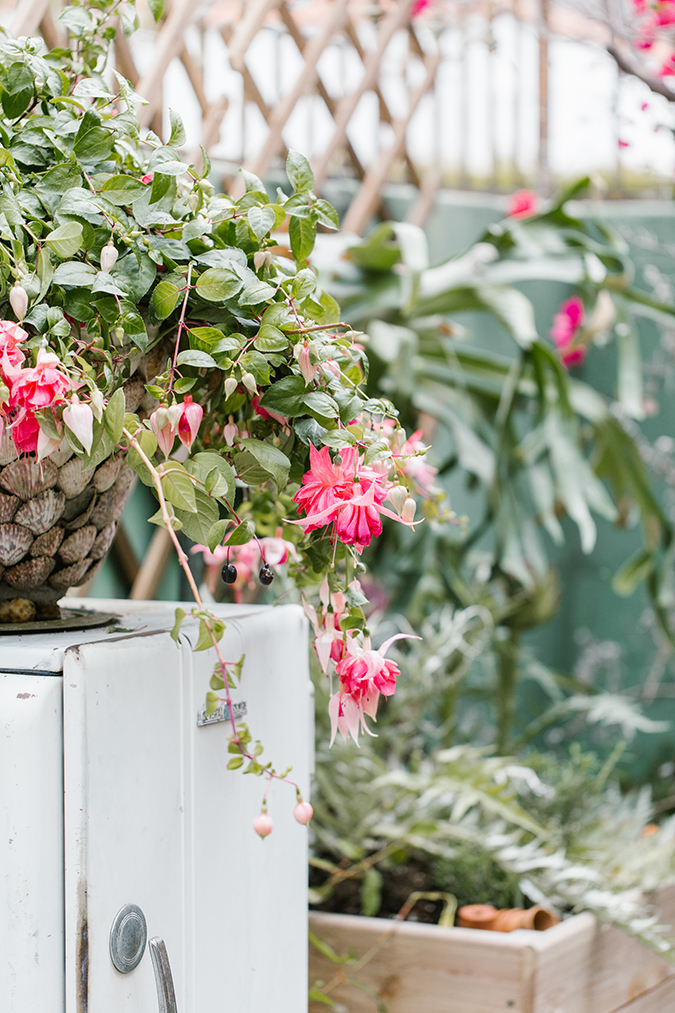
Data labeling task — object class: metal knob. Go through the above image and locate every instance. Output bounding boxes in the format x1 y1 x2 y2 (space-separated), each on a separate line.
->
109 904 147 973
149 937 178 1013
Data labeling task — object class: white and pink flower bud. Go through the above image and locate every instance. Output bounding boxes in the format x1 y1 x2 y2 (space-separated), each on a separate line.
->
150 403 182 458
295 341 318 385
253 251 272 272
63 395 94 455
223 416 237 447
224 376 238 400
388 485 408 515
252 812 273 839
293 801 313 826
37 425 63 462
402 497 417 523
100 241 119 273
177 395 203 450
242 372 257 395
9 282 27 322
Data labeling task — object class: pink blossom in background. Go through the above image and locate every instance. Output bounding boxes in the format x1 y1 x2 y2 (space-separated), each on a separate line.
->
507 190 539 219
141 173 154 184
411 0 432 15
618 139 631 148
398 428 438 495
551 296 587 369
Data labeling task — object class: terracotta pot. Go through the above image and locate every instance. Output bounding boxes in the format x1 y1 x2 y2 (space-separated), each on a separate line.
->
456 903 560 932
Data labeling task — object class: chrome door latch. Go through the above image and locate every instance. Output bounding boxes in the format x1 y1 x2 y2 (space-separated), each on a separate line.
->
109 903 147 973
149 937 178 1013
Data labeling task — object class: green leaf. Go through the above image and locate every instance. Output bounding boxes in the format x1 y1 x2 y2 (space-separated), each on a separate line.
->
147 0 165 20
168 108 186 147
176 349 217 368
73 113 114 162
616 323 644 420
1 64 34 120
46 221 83 259
195 267 243 302
313 199 339 231
170 607 186 645
52 260 96 287
195 615 225 652
239 280 277 305
259 376 307 416
360 867 383 918
613 548 656 597
112 253 156 300
239 438 290 488
160 461 197 512
254 324 288 352
289 215 315 262
175 488 219 543
98 175 146 206
304 391 339 420
189 452 236 502
248 205 276 241
226 519 256 546
207 518 231 553
103 388 126 445
286 150 314 193
227 755 244 769
149 280 180 322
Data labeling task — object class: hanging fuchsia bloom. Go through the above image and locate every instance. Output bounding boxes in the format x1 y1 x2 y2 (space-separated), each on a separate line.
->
329 633 419 745
63 395 94 454
551 296 586 368
10 348 71 410
507 190 538 219
294 445 413 552
0 320 28 383
295 341 318 384
304 577 349 672
177 395 203 449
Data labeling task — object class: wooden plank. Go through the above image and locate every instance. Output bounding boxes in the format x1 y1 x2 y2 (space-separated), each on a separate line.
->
39 9 64 51
114 21 140 86
312 0 416 188
129 526 173 599
247 0 350 179
110 523 140 587
189 95 229 170
341 49 441 235
11 0 49 38
227 0 280 74
406 167 441 227
614 975 675 1012
137 0 196 129
309 911 538 1013
180 46 210 116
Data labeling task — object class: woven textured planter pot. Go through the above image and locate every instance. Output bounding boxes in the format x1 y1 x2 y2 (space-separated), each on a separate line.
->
0 443 134 621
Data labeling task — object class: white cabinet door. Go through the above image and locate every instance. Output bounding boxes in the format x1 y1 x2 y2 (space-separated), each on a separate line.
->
63 604 310 1013
1 672 64 1013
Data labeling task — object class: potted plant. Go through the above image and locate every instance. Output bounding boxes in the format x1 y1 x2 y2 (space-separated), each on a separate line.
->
0 2 448 826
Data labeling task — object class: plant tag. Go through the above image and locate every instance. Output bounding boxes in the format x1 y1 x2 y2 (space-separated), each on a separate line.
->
197 699 247 727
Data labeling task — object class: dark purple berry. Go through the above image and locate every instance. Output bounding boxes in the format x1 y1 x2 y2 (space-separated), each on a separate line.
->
259 564 274 586
222 563 238 584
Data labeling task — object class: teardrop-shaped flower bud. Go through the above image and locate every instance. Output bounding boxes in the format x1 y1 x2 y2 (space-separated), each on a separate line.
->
402 497 417 523
10 282 27 321
293 801 313 825
224 376 238 399
388 485 408 515
242 372 257 395
63 395 94 454
252 812 273 839
177 395 203 450
100 241 119 273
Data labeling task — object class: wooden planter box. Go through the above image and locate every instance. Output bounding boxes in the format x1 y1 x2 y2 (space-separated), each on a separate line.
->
309 887 675 1013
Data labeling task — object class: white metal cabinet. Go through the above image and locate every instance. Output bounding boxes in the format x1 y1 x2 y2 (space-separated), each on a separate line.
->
1 601 311 1013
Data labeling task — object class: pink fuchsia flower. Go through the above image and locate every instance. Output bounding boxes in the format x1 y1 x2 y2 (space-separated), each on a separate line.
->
251 394 289 427
223 416 238 446
411 0 432 15
63 394 94 455
303 577 350 672
293 801 313 825
9 282 27 321
293 444 356 531
141 173 154 184
295 340 318 384
252 812 273 838
10 348 72 410
329 633 419 745
0 320 28 383
177 395 203 449
11 411 40 454
507 190 538 219
398 428 438 495
551 296 587 368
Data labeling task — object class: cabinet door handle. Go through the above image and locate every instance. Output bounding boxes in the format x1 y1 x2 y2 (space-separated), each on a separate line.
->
148 937 178 1013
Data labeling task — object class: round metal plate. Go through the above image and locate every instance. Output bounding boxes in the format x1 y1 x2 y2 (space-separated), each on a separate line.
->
0 609 120 635
110 904 147 973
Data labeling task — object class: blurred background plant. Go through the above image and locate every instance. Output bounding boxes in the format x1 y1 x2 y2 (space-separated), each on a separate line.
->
306 180 675 991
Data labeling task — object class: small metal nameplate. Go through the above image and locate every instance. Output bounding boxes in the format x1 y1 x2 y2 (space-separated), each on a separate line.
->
197 700 247 728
